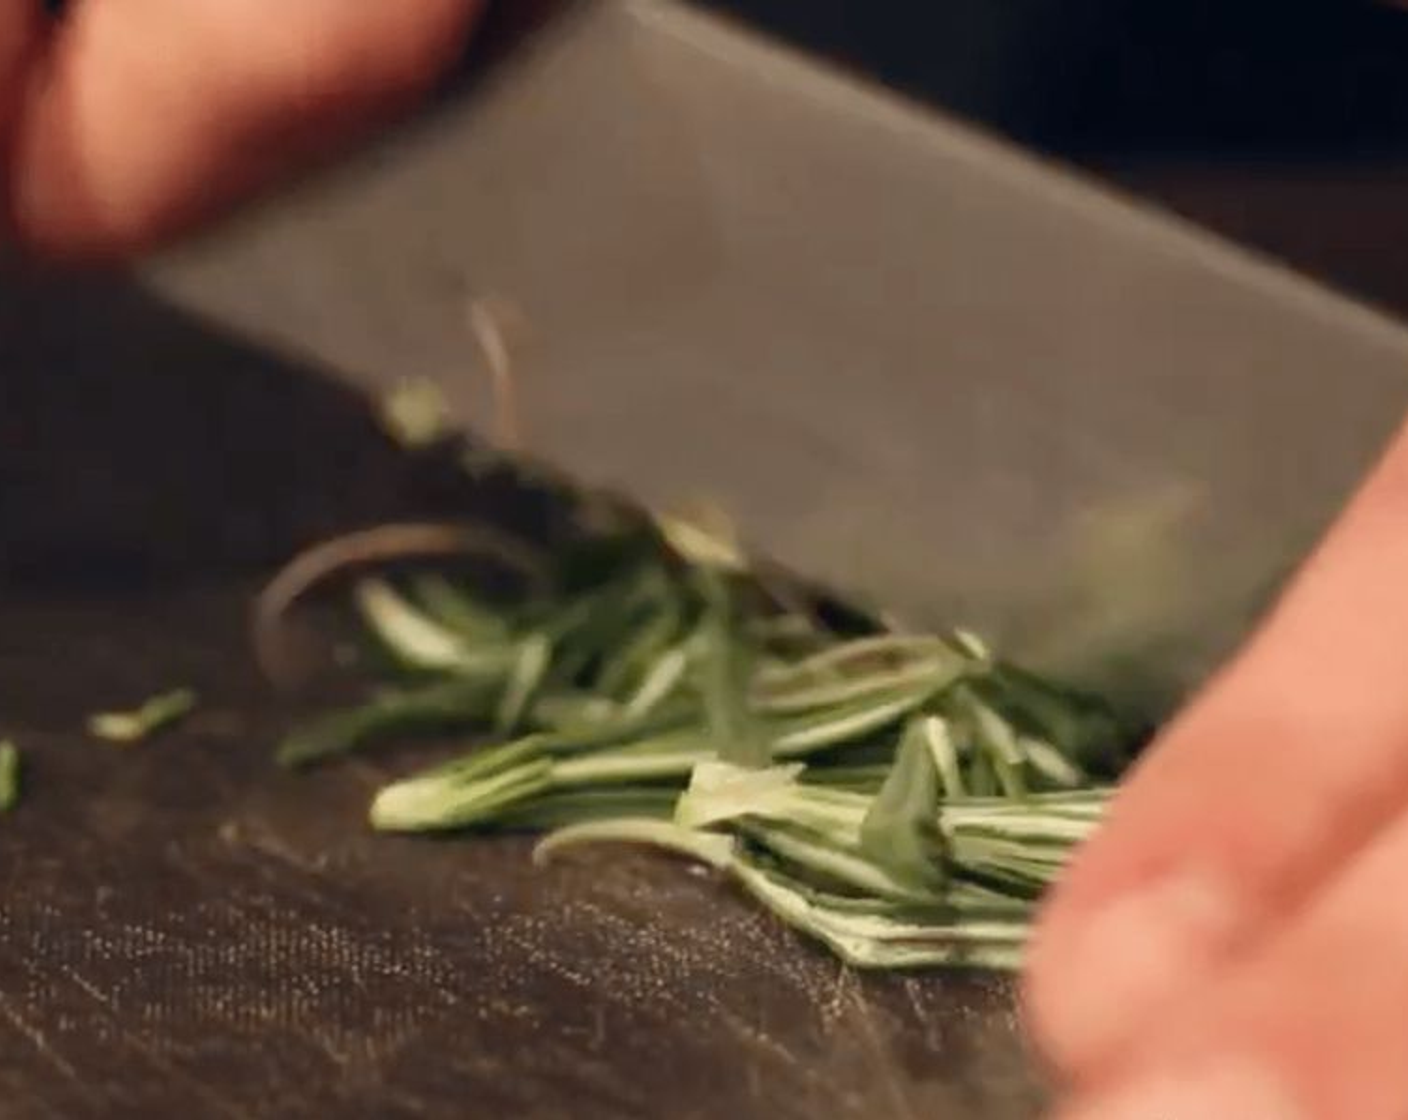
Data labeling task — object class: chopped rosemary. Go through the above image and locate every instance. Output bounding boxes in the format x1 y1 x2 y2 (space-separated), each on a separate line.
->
271 500 1132 971
377 379 454 449
0 741 20 814
88 688 198 744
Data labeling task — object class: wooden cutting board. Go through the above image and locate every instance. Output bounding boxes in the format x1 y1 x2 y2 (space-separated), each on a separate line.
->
0 262 1043 1120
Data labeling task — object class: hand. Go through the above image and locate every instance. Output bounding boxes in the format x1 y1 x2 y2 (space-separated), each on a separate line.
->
1026 415 1408 1117
0 0 483 258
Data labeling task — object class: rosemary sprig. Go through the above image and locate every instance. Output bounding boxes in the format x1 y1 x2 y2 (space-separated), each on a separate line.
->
273 507 1131 971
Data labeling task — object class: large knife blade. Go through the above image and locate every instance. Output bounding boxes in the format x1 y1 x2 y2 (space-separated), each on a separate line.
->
142 0 1408 717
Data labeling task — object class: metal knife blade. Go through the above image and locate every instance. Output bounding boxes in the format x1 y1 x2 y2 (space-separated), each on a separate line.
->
141 0 1408 717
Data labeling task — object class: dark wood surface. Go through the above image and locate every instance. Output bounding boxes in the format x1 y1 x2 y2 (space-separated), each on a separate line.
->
0 267 1041 1119
0 589 1037 1120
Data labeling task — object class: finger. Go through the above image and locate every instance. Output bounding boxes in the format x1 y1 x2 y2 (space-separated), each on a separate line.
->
0 2 42 130
6 0 484 257
1054 803 1408 1120
0 1 43 230
1025 413 1408 1077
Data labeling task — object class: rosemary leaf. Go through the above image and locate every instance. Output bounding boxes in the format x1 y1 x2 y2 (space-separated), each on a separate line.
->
88 688 197 745
859 717 947 891
277 677 493 769
695 568 768 769
0 742 20 814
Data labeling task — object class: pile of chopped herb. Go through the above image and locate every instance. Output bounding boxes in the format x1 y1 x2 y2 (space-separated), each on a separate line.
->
267 488 1130 971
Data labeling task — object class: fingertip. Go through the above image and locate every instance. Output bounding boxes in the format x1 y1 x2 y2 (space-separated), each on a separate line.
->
1025 858 1248 1079
1020 726 1244 1074
7 0 486 257
1022 843 1130 1075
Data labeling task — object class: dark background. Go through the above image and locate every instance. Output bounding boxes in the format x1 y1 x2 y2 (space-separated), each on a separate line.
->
700 0 1408 156
696 0 1408 319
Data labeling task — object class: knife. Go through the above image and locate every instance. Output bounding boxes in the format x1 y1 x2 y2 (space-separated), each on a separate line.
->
140 0 1408 720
